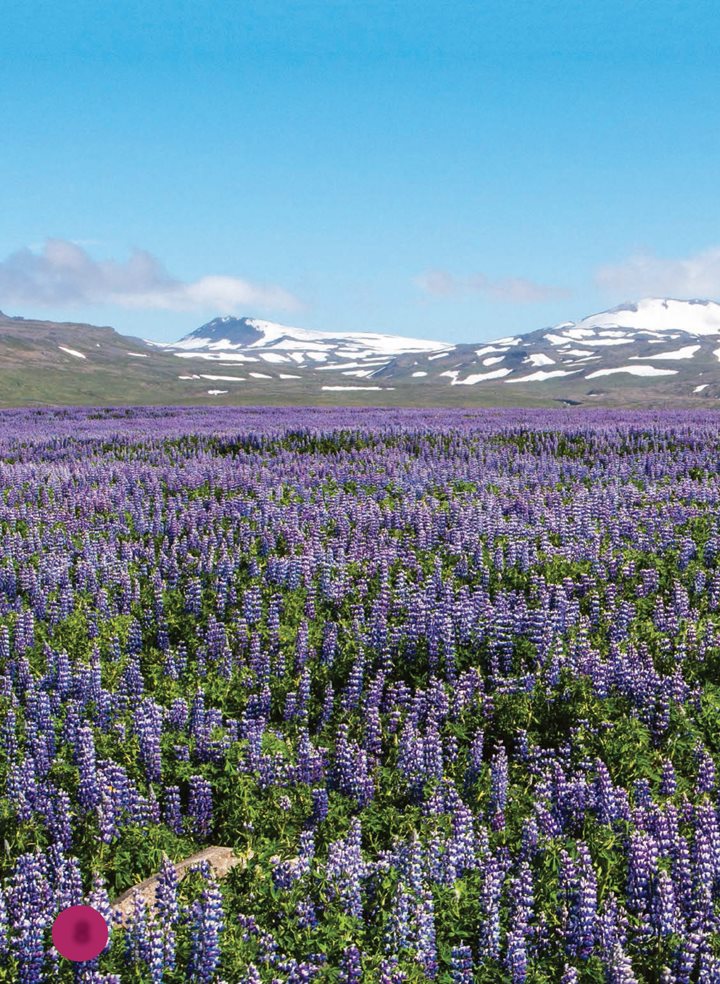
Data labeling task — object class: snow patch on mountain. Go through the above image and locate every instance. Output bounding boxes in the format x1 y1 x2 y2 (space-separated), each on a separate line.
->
507 369 580 383
454 368 513 384
475 345 510 358
586 365 679 378
579 298 720 336
629 345 700 360
199 374 245 381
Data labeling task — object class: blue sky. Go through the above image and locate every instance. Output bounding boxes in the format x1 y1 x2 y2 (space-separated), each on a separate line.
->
1 0 719 344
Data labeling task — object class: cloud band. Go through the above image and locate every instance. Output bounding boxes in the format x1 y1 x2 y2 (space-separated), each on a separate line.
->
0 239 301 313
595 247 720 298
414 268 570 303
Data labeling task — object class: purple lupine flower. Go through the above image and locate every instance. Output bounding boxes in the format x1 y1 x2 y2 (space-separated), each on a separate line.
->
1 706 18 761
520 816 539 860
694 744 716 795
45 846 83 913
698 953 720 983
187 863 224 983
564 843 597 959
444 800 477 881
311 786 329 825
341 653 365 712
188 775 213 837
331 725 375 806
626 831 658 917
318 682 335 729
296 895 319 930
692 801 720 907
506 928 528 984
167 698 189 731
7 851 53 984
87 872 113 950
449 944 473 984
505 860 533 983
478 849 510 961
321 622 338 666
76 724 100 812
673 921 705 984
413 887 438 979
378 956 407 983
133 699 163 783
364 705 383 756
596 889 626 961
660 758 677 797
154 856 179 972
162 784 184 835
185 577 203 615
326 818 366 920
125 892 153 967
0 885 8 960
384 882 411 954
242 586 263 625
560 967 579 984
397 718 425 797
121 654 144 698
45 788 73 850
144 916 166 984
0 626 10 663
594 759 624 825
608 943 640 984
633 778 652 807
651 869 679 936
423 719 444 782
6 757 39 823
490 745 509 829
338 944 362 983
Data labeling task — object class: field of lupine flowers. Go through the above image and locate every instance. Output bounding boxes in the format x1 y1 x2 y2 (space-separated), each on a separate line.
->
3 405 720 983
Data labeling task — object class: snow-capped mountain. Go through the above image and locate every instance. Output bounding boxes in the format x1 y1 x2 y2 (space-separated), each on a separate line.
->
562 298 720 336
160 316 449 379
388 297 720 386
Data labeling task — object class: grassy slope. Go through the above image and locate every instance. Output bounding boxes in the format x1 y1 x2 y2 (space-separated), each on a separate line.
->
2 365 719 409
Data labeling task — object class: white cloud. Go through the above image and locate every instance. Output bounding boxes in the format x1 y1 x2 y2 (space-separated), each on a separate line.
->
414 270 458 296
595 246 720 298
0 239 301 313
414 268 570 303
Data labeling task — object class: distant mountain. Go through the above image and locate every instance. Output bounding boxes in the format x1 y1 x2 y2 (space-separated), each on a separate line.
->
0 309 155 371
374 298 720 397
0 309 187 406
1 299 719 407
160 315 449 366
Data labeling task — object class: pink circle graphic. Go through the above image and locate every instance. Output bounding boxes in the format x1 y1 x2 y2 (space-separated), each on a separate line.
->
52 905 109 962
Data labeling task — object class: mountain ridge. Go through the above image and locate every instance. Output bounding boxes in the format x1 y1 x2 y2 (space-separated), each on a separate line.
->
1 298 719 407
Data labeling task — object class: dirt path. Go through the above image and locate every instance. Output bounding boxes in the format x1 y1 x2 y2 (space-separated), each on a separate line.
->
111 846 252 923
